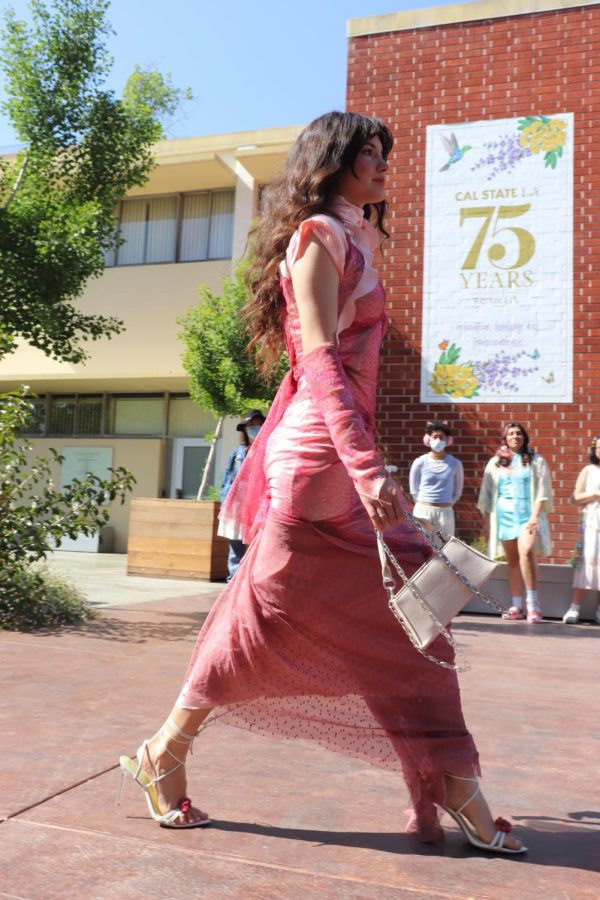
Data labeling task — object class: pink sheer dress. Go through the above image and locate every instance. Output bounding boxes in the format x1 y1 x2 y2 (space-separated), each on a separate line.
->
178 198 479 840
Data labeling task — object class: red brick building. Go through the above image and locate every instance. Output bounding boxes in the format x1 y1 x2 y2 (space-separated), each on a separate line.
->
347 0 600 561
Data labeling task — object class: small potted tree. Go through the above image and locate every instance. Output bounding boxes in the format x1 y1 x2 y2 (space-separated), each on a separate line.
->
127 264 284 581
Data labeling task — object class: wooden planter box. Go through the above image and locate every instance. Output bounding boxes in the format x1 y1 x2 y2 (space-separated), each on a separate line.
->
464 562 598 620
127 498 228 581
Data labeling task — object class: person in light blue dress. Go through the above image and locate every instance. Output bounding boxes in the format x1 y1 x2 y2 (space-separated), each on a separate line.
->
497 452 532 541
478 422 553 623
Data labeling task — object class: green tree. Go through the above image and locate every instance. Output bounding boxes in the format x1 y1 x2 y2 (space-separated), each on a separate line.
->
0 388 136 629
0 0 188 363
179 263 287 498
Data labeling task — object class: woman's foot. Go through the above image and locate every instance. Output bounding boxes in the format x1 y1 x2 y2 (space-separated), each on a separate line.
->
444 774 525 853
141 732 209 826
526 601 542 624
129 717 210 828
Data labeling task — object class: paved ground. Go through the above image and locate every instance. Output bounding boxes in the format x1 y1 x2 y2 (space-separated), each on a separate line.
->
1 553 598 899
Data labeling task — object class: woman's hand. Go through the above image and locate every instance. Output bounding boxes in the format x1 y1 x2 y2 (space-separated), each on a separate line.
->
360 475 403 532
527 517 539 534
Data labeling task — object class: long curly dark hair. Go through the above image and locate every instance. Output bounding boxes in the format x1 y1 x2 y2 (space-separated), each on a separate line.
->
496 421 535 467
244 111 393 373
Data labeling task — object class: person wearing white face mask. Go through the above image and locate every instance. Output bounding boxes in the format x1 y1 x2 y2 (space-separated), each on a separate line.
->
409 421 464 537
219 409 265 581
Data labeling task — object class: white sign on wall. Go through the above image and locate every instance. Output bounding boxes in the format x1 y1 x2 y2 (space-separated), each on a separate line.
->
421 114 573 403
59 446 113 489
55 447 115 552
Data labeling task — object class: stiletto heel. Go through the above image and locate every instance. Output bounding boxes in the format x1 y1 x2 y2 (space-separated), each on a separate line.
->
116 768 126 806
442 774 527 854
118 717 211 829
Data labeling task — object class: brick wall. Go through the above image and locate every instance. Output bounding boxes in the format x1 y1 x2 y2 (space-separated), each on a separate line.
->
347 4 600 562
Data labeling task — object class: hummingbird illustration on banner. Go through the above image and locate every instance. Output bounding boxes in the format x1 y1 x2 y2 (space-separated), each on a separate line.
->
439 132 473 171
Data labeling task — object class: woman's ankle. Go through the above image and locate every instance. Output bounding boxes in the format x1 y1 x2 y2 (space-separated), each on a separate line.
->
146 733 187 769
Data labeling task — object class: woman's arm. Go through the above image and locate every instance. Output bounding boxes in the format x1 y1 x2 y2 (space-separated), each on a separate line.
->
452 459 464 504
528 455 553 533
409 457 422 502
531 455 553 510
292 235 339 350
292 237 401 531
572 466 600 505
527 499 545 535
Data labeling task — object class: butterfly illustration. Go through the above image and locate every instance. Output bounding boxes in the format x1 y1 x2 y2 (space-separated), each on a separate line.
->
542 372 555 384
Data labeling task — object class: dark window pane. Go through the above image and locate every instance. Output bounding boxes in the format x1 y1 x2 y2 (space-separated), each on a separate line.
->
75 398 103 435
49 398 76 435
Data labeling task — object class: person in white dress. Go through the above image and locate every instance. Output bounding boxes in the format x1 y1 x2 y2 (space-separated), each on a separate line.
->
563 435 600 624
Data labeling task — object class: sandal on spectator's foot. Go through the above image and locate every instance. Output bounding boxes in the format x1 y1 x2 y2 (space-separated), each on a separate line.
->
117 718 211 829
526 607 542 624
442 775 527 854
502 606 525 620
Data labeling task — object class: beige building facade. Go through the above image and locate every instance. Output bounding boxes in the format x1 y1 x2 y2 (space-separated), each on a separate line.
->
0 126 301 552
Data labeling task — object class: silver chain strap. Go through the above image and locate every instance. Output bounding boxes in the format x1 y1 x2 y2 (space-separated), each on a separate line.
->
377 532 470 672
378 511 507 673
403 509 507 615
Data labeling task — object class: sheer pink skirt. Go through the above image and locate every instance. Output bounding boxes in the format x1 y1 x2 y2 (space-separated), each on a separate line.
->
178 450 480 839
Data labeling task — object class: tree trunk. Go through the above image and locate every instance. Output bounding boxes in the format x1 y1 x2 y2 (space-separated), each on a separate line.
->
196 414 224 500
1 156 28 210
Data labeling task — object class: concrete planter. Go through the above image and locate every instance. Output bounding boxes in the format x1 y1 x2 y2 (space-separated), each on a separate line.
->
127 498 228 581
464 562 598 621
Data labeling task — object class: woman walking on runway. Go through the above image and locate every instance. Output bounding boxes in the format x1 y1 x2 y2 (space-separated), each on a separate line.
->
119 111 525 854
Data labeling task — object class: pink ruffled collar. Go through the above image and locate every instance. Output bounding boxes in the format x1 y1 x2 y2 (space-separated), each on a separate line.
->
330 195 379 256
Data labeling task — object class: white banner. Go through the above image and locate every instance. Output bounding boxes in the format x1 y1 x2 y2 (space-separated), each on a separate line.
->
421 114 573 403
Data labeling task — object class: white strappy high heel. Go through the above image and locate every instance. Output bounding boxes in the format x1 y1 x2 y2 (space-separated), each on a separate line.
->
118 717 211 829
442 774 527 854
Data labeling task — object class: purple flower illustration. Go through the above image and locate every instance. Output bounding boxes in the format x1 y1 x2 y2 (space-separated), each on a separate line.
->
470 134 532 181
473 349 539 393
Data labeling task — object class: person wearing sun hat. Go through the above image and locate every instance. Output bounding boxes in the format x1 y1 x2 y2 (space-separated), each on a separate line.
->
219 409 265 580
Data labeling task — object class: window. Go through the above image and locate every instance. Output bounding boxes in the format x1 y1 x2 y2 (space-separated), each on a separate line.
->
106 190 234 267
47 396 103 435
168 396 216 437
21 398 46 435
21 393 216 438
109 396 165 436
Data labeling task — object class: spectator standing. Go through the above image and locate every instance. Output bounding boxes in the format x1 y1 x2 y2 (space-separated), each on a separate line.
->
219 409 265 581
563 435 600 624
477 422 552 623
409 421 463 536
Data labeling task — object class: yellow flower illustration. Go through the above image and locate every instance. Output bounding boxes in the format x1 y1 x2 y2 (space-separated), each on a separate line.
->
519 118 567 155
428 363 479 399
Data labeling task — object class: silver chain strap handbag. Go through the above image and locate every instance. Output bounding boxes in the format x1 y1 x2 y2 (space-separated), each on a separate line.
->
377 510 507 672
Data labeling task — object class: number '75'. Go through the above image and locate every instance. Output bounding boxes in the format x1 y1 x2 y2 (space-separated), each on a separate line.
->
459 204 536 270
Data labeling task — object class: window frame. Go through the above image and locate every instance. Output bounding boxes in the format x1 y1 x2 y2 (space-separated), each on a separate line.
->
107 188 235 268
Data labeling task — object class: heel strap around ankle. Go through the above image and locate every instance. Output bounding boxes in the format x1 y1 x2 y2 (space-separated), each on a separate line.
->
445 773 480 814
164 717 200 743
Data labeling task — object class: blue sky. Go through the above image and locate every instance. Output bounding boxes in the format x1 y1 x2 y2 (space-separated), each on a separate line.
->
0 0 479 147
